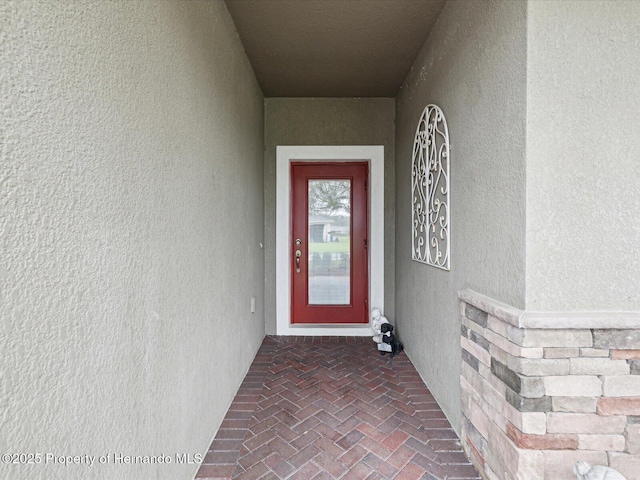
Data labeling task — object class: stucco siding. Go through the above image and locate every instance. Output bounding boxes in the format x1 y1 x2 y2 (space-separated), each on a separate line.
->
395 0 528 432
526 0 640 311
0 2 264 479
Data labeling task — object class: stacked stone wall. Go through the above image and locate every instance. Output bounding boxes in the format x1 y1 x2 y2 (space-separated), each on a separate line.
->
458 290 640 479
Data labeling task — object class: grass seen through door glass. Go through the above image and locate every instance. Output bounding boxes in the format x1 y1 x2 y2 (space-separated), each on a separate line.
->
308 236 350 253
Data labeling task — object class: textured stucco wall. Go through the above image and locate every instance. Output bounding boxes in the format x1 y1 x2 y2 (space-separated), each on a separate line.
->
526 0 640 311
395 0 527 432
0 2 264 479
264 98 395 334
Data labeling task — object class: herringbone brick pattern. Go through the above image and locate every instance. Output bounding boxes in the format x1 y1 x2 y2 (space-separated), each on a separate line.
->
195 336 479 480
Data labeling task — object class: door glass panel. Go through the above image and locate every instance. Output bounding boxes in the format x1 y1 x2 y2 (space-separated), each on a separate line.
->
308 179 351 305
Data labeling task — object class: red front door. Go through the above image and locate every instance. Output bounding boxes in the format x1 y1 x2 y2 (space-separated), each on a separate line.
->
290 162 369 324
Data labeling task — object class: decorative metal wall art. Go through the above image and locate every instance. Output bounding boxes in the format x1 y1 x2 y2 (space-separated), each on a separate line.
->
411 104 450 270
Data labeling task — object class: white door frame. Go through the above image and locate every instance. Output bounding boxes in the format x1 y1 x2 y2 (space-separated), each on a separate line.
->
276 145 384 336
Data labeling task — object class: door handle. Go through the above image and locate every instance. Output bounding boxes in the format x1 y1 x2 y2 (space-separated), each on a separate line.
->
295 249 301 273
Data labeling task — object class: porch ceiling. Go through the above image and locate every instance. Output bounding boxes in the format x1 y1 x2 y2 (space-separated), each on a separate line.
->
224 0 446 98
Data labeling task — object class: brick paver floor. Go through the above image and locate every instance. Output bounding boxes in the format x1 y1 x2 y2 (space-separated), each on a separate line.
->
195 336 480 480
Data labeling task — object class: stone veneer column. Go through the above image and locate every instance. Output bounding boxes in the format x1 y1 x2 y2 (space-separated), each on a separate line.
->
458 289 640 479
